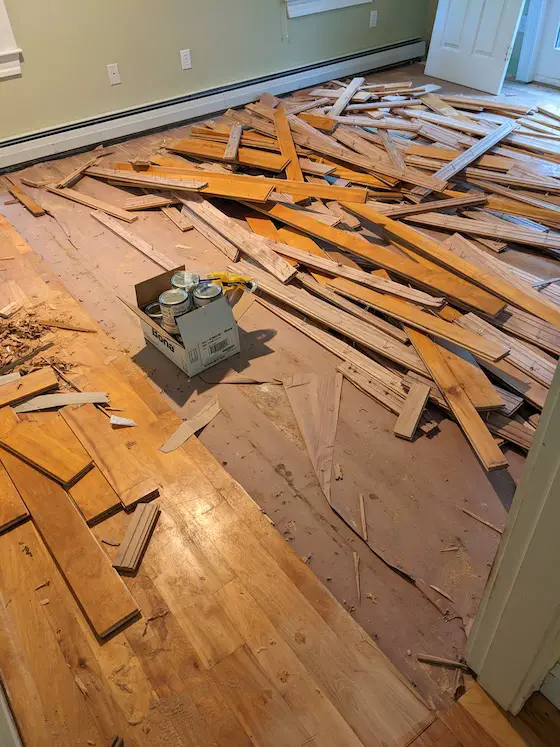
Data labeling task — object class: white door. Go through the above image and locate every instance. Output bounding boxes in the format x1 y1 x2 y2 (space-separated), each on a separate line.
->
425 0 525 95
535 0 560 87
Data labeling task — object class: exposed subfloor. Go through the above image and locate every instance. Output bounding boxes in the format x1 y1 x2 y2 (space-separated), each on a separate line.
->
2 61 560 709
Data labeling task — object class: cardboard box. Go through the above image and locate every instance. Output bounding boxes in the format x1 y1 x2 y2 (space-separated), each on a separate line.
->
126 267 240 377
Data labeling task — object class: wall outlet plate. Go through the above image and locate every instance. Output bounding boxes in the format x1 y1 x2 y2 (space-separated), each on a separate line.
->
107 63 121 85
369 10 378 28
180 49 192 71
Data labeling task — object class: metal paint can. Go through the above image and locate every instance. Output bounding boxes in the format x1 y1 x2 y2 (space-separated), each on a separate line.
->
171 270 200 294
159 288 192 334
193 282 223 308
144 301 163 322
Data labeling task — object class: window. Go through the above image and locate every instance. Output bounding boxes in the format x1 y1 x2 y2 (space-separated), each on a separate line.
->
555 23 560 49
0 1 21 79
286 0 372 19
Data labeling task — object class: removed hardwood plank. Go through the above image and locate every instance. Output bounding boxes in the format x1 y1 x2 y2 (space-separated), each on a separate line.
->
274 106 304 182
160 397 221 453
124 194 178 210
90 211 177 271
329 77 365 117
35 318 96 333
113 502 161 575
0 446 139 639
436 340 505 411
0 419 93 487
13 391 109 413
62 403 159 510
377 193 486 218
57 156 100 189
393 382 430 440
407 328 508 472
178 201 240 261
0 368 58 409
167 137 290 172
46 185 137 223
69 466 122 526
180 195 296 283
244 201 505 315
343 204 560 327
224 122 243 162
5 178 46 217
236 260 428 374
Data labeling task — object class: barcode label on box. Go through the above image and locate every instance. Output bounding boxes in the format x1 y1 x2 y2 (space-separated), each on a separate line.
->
209 339 229 355
200 329 236 367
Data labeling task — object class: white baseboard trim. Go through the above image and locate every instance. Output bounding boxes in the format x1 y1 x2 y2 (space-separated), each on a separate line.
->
0 39 424 170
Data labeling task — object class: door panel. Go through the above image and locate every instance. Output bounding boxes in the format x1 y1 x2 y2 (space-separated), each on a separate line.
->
426 0 525 94
535 0 560 87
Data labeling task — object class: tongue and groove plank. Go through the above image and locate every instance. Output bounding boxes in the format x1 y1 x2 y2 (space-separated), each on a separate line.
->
328 77 365 117
393 382 430 441
273 106 304 182
0 367 58 408
223 122 243 162
168 136 290 172
243 201 506 316
436 340 505 411
407 328 508 472
45 185 137 223
234 260 429 375
5 177 46 217
0 447 139 639
373 193 487 218
61 404 159 510
0 419 93 487
410 121 518 197
343 205 560 328
0 459 29 533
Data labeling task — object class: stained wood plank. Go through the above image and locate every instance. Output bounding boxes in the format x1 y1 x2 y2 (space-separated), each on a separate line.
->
460 684 528 747
244 201 505 316
409 718 461 746
436 340 505 412
113 503 161 574
393 382 430 440
329 77 365 117
407 328 508 472
0 419 93 487
69 466 122 526
168 137 290 172
5 178 46 217
441 702 500 746
62 403 160 510
0 368 58 408
0 449 139 638
161 206 193 232
343 205 560 327
377 193 486 218
274 106 303 182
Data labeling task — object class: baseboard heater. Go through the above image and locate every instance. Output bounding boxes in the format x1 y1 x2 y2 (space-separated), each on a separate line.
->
0 38 425 170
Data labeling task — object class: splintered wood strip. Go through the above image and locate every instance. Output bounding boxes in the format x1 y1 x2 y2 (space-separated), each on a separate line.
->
377 129 406 169
13 392 109 413
0 368 58 408
0 458 29 534
468 178 560 215
440 94 533 115
86 166 208 193
160 398 221 453
61 404 159 510
343 204 560 327
0 446 139 638
113 502 161 574
223 123 243 162
0 420 93 487
353 551 361 605
407 328 508 472
56 156 100 188
240 261 427 374
124 194 178 210
34 318 96 333
45 185 137 222
243 201 505 315
161 206 193 231
90 211 177 271
359 493 368 541
167 137 290 172
180 195 296 283
274 107 303 182
410 121 518 197
5 178 46 217
393 382 430 440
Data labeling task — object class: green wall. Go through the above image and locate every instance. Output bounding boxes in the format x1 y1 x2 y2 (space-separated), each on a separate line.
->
0 0 430 140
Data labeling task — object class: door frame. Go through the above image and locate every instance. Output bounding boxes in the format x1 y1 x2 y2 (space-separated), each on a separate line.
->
516 0 547 82
466 361 560 715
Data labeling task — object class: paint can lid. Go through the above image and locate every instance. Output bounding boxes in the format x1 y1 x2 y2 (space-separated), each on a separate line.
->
159 288 189 306
193 283 222 300
171 271 200 291
144 301 162 319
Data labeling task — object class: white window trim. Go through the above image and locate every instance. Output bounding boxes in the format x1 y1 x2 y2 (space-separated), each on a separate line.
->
0 1 21 79
286 0 372 19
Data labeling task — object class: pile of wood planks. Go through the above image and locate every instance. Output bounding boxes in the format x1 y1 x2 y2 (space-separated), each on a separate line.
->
21 76 560 473
0 365 162 639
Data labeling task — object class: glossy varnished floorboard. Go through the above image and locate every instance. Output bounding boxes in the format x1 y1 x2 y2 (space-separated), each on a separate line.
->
0 222 432 746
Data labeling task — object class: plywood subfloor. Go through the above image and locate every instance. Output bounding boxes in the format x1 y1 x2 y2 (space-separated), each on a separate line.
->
2 62 559 709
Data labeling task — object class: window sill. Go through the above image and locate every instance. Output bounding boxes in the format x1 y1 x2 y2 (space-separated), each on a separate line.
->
286 0 372 19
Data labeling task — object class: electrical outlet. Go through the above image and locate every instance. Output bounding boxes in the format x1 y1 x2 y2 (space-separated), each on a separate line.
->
107 63 121 86
180 49 192 71
369 10 378 28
